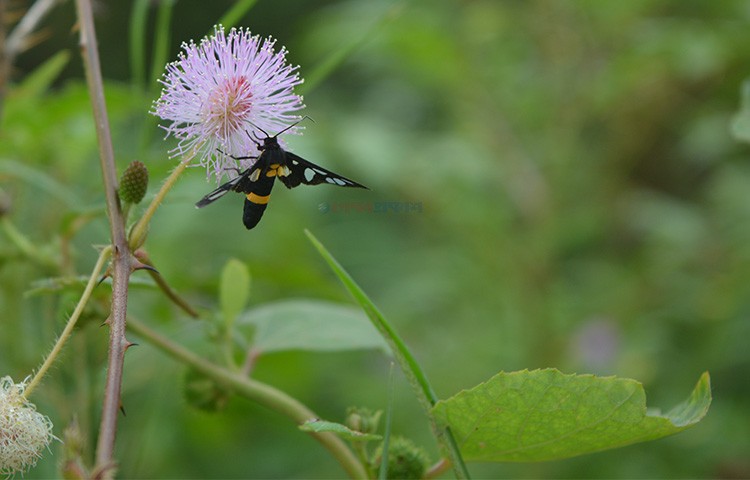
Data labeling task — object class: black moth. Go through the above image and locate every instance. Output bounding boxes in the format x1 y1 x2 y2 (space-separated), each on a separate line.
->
195 124 367 229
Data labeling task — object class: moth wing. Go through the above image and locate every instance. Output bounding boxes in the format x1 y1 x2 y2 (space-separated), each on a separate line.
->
195 165 261 208
278 151 368 190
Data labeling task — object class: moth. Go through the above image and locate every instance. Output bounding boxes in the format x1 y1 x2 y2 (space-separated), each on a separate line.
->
196 125 367 229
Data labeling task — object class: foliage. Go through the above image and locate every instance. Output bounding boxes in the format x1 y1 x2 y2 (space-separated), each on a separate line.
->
2 0 749 478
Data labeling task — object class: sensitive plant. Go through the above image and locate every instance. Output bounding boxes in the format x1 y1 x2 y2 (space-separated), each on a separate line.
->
152 25 305 183
0 2 715 479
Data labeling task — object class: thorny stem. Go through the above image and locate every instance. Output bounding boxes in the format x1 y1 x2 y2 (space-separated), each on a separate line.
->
75 0 131 471
127 317 369 480
24 247 112 398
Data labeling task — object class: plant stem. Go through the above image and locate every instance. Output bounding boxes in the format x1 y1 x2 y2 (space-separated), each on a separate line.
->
0 217 57 268
134 249 199 317
24 247 111 398
305 230 471 478
128 156 192 251
127 317 369 479
75 0 132 471
424 458 452 479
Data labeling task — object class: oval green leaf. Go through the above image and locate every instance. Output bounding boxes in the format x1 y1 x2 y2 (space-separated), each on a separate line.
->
237 299 390 354
432 369 711 462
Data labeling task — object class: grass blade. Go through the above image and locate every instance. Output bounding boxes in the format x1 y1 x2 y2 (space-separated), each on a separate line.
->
305 229 470 478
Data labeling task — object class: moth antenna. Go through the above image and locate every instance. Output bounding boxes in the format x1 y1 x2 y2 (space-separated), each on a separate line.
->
274 115 314 137
246 115 314 141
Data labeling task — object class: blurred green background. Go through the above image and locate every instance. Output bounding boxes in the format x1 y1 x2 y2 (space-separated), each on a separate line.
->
2 0 750 478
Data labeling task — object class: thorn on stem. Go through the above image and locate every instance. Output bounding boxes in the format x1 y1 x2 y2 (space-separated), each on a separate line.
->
97 268 112 286
131 261 159 275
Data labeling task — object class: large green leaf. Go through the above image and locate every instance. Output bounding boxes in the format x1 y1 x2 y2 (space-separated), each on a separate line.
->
432 369 711 462
237 299 390 353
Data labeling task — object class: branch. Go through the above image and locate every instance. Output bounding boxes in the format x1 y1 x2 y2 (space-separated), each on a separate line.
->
127 317 368 479
74 0 132 471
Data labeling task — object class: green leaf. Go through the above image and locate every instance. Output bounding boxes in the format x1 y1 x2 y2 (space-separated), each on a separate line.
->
300 3 402 96
237 299 389 353
432 369 711 462
148 0 175 94
129 0 149 89
299 419 382 442
731 79 750 143
16 50 71 98
219 258 251 328
0 159 82 207
215 0 259 31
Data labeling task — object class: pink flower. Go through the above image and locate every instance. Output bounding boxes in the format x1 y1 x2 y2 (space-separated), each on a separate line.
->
152 25 305 182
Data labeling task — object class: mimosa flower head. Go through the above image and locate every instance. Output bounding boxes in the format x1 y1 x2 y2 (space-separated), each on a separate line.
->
152 25 305 182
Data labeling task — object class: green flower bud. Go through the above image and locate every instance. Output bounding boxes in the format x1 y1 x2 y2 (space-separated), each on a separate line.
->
119 161 149 204
60 417 89 480
345 407 382 435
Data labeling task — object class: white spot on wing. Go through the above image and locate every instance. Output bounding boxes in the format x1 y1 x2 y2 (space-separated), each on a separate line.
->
325 177 336 184
334 178 347 186
304 168 316 182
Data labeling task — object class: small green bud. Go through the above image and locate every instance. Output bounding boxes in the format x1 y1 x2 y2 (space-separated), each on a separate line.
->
119 161 149 204
375 436 430 480
60 417 90 480
345 407 382 435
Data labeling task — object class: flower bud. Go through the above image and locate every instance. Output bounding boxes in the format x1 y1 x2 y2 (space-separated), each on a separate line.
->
119 161 149 204
345 407 382 435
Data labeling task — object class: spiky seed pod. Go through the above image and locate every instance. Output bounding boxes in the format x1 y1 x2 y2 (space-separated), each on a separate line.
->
119 161 149 204
375 436 430 480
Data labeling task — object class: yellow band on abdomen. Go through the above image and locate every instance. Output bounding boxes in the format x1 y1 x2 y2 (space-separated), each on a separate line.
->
247 192 271 205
